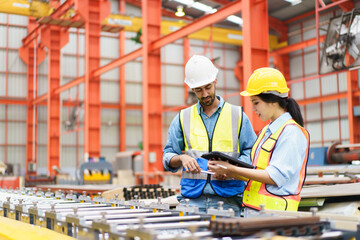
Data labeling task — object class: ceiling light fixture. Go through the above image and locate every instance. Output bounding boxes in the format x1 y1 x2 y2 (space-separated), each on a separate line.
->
285 0 302 6
175 5 185 17
227 15 243 26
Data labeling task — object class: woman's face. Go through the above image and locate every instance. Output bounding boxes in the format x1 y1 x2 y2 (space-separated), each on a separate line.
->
250 96 276 122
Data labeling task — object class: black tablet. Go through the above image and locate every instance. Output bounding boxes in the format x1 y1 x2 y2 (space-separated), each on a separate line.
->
201 151 254 169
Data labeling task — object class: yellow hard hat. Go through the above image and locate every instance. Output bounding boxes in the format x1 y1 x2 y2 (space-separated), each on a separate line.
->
240 67 290 96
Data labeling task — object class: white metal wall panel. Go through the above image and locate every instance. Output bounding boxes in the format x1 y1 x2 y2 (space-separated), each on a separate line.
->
288 24 301 45
37 75 48 96
302 19 316 40
101 148 118 163
37 106 47 121
101 36 119 58
304 51 317 76
38 56 48 75
62 32 77 54
124 3 142 15
224 48 239 68
0 105 4 119
340 118 349 142
37 146 47 175
7 122 26 144
125 61 142 81
290 82 304 100
126 83 142 104
225 92 241 106
8 27 27 48
8 51 26 72
306 103 321 121
162 44 184 64
0 147 3 164
8 14 27 25
0 122 4 144
101 81 119 103
162 86 184 106
162 64 183 85
338 72 347 91
101 125 119 145
126 125 143 148
339 99 348 116
8 74 27 97
101 109 119 123
0 27 5 47
289 55 303 79
305 78 320 98
222 70 239 89
0 13 6 23
0 73 5 96
323 120 340 142
322 100 338 118
306 122 322 143
321 75 337 95
7 146 25 166
61 147 76 168
37 123 47 145
61 55 77 78
0 49 5 71
7 105 26 120
61 131 77 145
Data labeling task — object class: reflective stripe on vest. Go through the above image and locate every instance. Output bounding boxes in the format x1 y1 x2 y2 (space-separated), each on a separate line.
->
179 103 244 198
244 119 310 211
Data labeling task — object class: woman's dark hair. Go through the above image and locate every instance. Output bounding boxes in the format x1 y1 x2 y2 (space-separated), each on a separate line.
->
258 93 304 127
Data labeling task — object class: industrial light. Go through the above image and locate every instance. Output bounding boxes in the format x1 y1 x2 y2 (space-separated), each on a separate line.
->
175 5 185 17
173 0 194 5
192 2 217 14
227 15 243 26
285 0 302 6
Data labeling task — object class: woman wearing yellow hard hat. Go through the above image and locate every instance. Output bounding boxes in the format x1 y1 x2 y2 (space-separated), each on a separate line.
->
208 67 310 215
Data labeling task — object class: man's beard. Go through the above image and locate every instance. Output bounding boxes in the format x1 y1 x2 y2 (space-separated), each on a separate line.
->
199 94 215 106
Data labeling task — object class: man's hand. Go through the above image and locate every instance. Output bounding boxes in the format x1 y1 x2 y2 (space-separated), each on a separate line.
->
180 155 201 173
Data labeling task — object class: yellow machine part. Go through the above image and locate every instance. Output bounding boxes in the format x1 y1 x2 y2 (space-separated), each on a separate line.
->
0 0 51 18
104 14 287 50
83 171 110 182
0 216 75 240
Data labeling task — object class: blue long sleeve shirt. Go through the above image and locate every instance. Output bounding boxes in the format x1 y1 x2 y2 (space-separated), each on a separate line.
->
254 112 309 195
163 96 257 172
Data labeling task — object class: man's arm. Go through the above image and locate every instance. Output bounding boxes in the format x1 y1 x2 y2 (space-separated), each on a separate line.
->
163 114 201 173
238 112 257 165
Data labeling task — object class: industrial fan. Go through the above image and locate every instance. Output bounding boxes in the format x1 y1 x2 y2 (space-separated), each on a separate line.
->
320 9 360 74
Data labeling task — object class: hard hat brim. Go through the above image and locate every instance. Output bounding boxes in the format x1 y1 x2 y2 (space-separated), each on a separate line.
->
185 79 216 89
240 90 253 96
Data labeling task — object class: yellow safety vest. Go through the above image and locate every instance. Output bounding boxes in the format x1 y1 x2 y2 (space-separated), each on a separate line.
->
243 119 309 211
180 102 242 157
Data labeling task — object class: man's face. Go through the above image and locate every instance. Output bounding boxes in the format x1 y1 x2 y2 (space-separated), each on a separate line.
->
192 81 216 107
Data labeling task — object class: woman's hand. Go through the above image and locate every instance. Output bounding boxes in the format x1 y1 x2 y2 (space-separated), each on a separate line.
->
208 160 232 175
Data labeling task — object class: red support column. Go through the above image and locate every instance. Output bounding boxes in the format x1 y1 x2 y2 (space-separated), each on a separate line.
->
77 0 111 160
19 18 46 178
41 26 69 176
347 67 360 144
142 0 163 184
241 0 269 133
119 0 126 152
183 37 190 103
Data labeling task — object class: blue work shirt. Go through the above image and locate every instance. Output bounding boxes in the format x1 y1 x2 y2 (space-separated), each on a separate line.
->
254 112 308 195
163 96 257 172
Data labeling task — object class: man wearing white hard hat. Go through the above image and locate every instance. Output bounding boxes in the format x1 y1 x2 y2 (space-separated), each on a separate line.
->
163 55 256 216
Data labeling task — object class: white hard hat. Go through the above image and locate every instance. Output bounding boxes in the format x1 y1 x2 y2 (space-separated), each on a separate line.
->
184 55 218 88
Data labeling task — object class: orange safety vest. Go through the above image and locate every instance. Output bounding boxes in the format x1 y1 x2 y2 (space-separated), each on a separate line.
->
243 119 310 211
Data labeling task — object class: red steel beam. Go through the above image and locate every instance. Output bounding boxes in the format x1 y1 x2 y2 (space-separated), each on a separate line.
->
119 0 126 152
270 35 325 56
241 0 269 133
141 0 163 184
